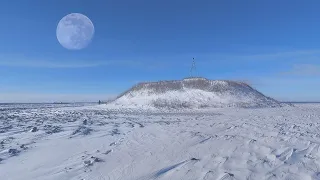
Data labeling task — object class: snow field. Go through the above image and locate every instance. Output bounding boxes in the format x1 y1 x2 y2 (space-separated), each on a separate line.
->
1 103 320 179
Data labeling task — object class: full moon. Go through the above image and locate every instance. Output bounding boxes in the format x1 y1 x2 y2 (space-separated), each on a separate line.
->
56 13 95 50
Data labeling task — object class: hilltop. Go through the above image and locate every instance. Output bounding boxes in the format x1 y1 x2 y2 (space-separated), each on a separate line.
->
107 77 283 110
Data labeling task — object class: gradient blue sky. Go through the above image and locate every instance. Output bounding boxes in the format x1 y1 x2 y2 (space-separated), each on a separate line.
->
1 0 320 102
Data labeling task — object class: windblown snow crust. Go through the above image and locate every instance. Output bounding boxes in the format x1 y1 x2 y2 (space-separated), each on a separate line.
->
109 77 281 109
1 103 320 180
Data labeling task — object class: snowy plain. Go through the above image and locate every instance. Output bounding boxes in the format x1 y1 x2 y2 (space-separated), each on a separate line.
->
1 103 320 180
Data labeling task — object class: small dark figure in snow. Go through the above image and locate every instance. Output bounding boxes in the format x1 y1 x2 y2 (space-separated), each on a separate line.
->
98 100 101 105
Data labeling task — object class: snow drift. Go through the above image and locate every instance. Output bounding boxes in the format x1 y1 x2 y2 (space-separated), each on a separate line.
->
108 77 282 109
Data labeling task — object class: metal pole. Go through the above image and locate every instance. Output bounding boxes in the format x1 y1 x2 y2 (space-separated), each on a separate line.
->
190 58 196 77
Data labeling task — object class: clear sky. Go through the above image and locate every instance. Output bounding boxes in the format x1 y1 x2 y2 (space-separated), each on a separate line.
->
1 0 320 102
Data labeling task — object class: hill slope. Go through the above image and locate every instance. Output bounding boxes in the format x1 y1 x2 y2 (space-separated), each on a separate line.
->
108 77 282 109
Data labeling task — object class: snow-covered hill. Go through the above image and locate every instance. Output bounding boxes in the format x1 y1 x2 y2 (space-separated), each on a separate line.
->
108 77 282 109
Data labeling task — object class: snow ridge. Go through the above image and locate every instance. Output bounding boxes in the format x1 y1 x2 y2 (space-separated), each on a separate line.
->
109 77 282 109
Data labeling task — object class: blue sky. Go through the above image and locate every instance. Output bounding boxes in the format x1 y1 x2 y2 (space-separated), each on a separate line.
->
1 0 320 102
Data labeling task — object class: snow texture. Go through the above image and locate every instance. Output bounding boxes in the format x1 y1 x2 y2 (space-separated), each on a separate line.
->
1 103 320 180
108 78 284 110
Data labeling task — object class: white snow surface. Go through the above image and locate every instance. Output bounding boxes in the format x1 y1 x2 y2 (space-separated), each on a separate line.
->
108 78 283 109
1 103 320 179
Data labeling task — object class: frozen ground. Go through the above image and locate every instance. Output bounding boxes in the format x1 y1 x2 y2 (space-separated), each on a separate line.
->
1 103 320 180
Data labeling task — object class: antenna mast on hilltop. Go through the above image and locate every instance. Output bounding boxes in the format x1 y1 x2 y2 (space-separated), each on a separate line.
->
190 57 197 77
